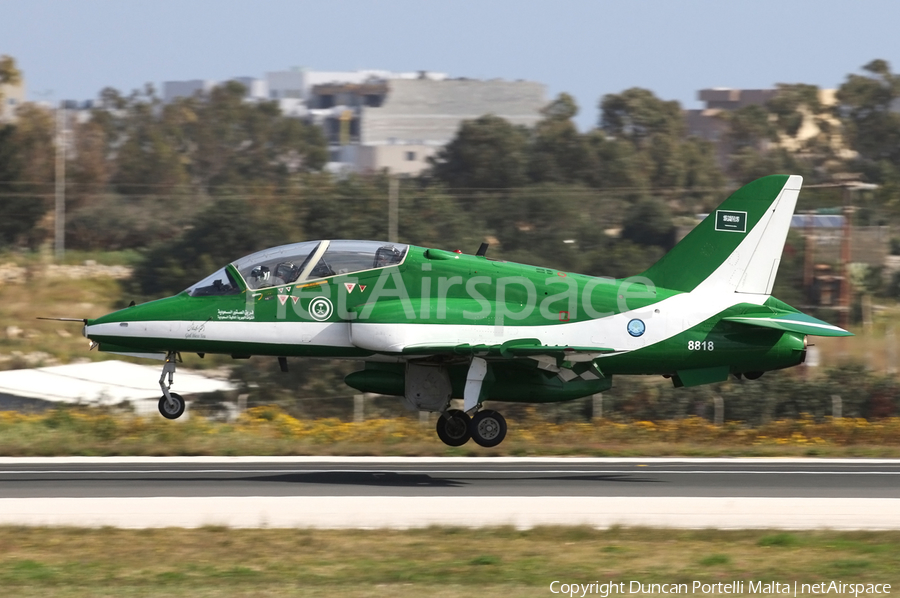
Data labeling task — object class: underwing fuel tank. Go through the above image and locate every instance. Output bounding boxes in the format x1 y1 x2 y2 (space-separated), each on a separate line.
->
346 362 612 403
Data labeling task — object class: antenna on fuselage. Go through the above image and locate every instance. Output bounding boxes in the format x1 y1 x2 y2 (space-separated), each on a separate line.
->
476 243 489 257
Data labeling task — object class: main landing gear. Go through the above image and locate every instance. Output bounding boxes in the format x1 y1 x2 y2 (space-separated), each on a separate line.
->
435 408 508 448
434 357 509 448
158 351 186 419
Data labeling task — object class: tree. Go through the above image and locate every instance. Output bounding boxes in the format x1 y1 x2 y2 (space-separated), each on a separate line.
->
599 88 684 147
182 81 327 191
836 59 900 175
678 137 727 211
111 86 188 196
481 183 597 273
105 82 328 198
582 131 648 189
0 104 55 247
527 93 596 184
767 83 822 138
132 195 302 297
620 196 675 249
68 120 110 210
722 104 775 152
727 145 806 186
428 114 529 190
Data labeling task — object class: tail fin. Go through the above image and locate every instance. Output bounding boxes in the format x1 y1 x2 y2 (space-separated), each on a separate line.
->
640 174 802 294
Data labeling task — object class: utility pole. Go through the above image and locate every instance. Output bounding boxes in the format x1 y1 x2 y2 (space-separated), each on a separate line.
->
806 176 877 331
388 175 398 242
54 102 66 262
802 213 815 302
839 187 852 329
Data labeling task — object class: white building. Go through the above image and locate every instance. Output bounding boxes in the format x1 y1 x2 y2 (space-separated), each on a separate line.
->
265 67 447 101
0 75 25 122
163 77 268 103
311 76 546 175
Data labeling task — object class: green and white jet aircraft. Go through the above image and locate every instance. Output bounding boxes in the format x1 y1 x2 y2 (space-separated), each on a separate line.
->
73 174 850 447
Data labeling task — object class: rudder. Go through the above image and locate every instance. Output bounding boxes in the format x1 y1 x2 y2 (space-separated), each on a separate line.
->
639 174 801 294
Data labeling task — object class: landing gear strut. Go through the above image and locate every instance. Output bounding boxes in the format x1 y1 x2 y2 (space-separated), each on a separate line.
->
158 351 185 419
434 357 510 448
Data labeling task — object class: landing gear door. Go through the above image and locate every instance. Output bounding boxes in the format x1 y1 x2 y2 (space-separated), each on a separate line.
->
404 363 452 412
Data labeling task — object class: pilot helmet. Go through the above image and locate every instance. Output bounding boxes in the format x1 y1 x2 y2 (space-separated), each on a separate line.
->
250 265 270 282
274 262 295 280
374 246 401 267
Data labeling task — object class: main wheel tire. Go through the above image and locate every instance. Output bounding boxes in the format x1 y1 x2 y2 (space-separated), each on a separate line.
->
436 409 471 446
158 393 186 420
744 371 764 380
470 409 507 448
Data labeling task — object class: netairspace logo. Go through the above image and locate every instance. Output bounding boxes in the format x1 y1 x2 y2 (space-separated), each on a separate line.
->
548 580 892 597
253 269 657 323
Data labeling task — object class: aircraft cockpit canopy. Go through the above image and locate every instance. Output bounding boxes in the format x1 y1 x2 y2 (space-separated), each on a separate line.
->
186 240 409 296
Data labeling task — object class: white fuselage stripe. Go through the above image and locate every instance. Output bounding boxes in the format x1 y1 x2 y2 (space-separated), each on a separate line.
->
86 321 355 347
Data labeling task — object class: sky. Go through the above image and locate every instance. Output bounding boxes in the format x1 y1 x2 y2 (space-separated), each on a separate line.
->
2 0 899 130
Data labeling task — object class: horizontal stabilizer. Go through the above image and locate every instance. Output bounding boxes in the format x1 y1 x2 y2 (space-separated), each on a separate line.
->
723 312 852 337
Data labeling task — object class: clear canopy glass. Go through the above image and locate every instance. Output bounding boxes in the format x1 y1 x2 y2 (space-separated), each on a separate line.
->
222 240 409 291
307 240 408 280
232 241 321 290
185 267 241 297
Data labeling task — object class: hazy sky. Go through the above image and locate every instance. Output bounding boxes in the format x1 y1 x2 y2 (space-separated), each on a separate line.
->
3 0 899 129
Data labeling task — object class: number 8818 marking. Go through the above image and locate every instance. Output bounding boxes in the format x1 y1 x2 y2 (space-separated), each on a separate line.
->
688 340 714 351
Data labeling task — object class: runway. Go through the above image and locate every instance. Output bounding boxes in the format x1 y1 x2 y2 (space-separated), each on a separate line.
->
0 457 898 529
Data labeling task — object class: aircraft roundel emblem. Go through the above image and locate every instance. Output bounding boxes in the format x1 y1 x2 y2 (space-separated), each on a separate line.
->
627 319 645 337
308 297 333 321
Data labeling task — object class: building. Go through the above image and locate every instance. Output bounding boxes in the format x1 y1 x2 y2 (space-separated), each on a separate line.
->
164 67 546 175
163 77 269 104
310 76 546 175
684 89 777 147
0 74 25 122
163 75 271 104
685 87 851 168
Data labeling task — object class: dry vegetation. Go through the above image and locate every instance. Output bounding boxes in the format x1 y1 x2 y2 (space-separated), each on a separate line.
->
4 406 900 457
0 255 127 369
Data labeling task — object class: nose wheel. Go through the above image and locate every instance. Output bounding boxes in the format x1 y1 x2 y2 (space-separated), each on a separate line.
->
158 393 185 419
158 351 186 419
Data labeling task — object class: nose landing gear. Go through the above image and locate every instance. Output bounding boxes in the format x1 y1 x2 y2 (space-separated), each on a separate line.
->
158 352 186 419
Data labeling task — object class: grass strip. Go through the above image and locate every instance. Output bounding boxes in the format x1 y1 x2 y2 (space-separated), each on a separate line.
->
0 527 898 597
3 407 900 457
